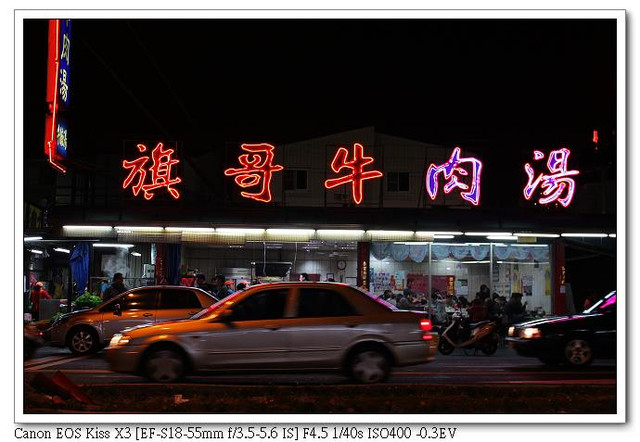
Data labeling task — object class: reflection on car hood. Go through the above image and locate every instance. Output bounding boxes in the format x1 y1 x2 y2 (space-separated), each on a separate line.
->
515 313 599 328
121 318 194 334
53 308 92 322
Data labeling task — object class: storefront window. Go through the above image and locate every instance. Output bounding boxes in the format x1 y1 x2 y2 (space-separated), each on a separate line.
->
370 241 553 318
492 243 552 315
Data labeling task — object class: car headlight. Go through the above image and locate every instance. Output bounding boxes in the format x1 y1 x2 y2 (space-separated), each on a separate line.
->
519 327 542 339
109 333 132 347
508 326 516 337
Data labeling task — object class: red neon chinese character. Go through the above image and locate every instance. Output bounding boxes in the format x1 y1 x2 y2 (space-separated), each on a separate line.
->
224 143 284 203
523 148 579 207
324 143 383 205
122 142 182 200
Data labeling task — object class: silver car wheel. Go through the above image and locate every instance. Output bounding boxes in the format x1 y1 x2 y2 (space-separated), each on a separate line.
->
564 339 593 367
350 350 390 384
69 329 96 354
145 349 185 382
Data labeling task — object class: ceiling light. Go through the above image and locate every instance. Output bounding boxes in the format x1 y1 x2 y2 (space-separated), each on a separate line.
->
92 243 134 248
53 248 70 254
217 228 265 234
63 225 113 230
266 229 315 235
487 235 518 241
416 231 463 236
561 233 608 238
609 234 616 238
28 249 43 254
115 226 164 232
513 233 560 238
24 237 43 241
165 227 215 233
130 252 142 257
465 232 512 236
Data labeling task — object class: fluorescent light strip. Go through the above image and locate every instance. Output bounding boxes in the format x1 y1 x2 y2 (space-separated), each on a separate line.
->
92 243 134 248
115 226 164 232
416 231 464 236
487 235 518 241
436 259 491 264
316 229 365 235
165 227 215 233
217 228 265 234
130 252 142 257
24 237 43 241
609 234 616 238
63 225 113 230
266 229 315 235
53 248 70 253
561 233 609 238
497 261 550 265
433 235 455 239
511 244 549 248
367 230 414 236
513 233 560 238
465 232 512 236
28 249 43 254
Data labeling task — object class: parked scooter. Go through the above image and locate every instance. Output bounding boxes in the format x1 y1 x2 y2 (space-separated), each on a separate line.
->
437 312 500 355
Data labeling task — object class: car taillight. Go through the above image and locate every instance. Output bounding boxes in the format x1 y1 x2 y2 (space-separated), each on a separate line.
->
419 319 433 340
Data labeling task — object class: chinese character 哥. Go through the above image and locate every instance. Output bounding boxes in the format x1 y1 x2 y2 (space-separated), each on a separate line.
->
523 148 579 207
224 143 284 203
122 142 182 200
426 147 483 206
324 143 383 205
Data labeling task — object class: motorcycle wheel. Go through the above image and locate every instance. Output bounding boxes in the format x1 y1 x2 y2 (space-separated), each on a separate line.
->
438 339 455 355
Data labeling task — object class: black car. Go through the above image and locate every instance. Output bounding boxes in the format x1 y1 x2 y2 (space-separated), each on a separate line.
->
505 290 616 367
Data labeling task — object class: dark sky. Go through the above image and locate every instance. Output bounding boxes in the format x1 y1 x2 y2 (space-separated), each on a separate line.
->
24 18 617 195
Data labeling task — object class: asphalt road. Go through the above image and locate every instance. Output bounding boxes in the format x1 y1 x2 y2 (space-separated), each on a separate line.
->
24 344 617 387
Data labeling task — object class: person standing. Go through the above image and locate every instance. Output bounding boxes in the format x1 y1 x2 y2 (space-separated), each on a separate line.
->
504 292 527 324
103 273 128 301
30 282 52 321
194 273 213 294
213 274 232 299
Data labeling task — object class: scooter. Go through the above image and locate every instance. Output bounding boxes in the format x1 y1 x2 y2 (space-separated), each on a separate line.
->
437 312 500 355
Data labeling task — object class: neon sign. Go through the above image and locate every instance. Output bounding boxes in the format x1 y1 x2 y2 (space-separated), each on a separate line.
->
43 19 72 174
122 142 182 200
324 143 383 205
426 147 482 206
523 148 579 207
224 143 284 203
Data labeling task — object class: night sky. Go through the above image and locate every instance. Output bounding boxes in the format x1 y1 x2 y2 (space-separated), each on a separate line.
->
23 18 617 206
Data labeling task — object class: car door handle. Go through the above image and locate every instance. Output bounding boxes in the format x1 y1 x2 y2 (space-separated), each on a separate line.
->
265 325 280 331
142 313 153 317
346 323 358 328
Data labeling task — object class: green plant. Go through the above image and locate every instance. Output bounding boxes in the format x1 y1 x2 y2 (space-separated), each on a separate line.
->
74 292 103 309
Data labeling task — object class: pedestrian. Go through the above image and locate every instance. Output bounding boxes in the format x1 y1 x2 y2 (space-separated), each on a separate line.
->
103 272 128 301
403 278 418 298
194 273 213 293
213 274 233 299
504 292 527 324
299 273 310 281
30 282 52 321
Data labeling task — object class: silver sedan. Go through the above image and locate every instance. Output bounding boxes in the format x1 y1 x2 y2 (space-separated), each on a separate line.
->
106 282 437 383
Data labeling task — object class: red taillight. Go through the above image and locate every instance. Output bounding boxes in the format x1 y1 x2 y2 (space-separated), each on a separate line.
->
419 319 433 340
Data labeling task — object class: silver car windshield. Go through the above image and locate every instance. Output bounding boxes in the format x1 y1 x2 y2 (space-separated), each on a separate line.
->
190 289 244 319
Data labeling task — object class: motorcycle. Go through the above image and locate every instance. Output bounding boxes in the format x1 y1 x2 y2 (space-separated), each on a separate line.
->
437 312 500 355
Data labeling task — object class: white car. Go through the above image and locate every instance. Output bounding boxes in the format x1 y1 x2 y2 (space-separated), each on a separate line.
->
106 282 437 383
48 286 218 354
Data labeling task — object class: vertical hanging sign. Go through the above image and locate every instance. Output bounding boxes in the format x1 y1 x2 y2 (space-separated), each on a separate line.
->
44 19 71 173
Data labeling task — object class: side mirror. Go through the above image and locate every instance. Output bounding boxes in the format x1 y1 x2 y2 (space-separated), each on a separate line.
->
113 304 122 316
